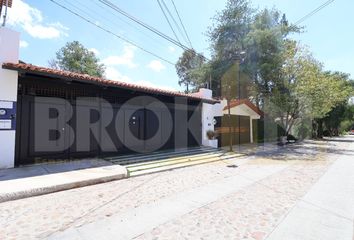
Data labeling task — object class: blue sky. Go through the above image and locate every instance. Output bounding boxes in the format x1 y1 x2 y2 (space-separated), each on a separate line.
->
6 0 354 91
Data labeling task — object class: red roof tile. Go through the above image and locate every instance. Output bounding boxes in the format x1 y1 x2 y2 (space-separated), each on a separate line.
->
2 62 219 104
1 0 12 7
223 99 263 116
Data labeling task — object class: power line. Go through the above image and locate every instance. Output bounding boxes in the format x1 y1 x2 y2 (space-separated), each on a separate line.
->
156 0 182 46
160 0 190 48
49 0 175 65
70 0 170 52
99 0 209 62
294 0 335 25
170 0 193 48
99 0 190 52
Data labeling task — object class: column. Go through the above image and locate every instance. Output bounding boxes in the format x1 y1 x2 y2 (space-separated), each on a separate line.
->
0 27 20 168
250 117 253 143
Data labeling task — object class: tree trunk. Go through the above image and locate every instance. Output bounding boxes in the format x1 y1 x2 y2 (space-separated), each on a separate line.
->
227 99 233 152
312 120 317 139
286 118 295 136
316 119 324 139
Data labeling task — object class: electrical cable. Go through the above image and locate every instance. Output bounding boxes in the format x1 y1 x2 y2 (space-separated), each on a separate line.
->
170 0 193 48
294 0 335 25
156 0 182 46
49 0 175 65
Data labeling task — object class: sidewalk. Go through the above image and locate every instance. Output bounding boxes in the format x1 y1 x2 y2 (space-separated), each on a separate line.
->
266 137 354 240
0 160 127 203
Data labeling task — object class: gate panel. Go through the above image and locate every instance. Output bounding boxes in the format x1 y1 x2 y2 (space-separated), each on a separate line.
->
124 108 145 152
17 96 71 164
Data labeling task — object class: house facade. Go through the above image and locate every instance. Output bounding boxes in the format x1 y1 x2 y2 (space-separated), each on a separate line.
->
0 28 220 168
0 27 262 169
214 99 263 147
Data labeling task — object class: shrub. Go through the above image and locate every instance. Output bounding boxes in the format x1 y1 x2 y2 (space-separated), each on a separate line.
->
206 130 216 140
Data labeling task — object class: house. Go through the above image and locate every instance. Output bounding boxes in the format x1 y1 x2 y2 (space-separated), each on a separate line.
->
213 99 263 146
0 27 219 168
0 27 263 169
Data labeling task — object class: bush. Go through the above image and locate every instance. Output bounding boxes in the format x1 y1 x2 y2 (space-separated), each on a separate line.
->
206 130 216 140
339 120 353 134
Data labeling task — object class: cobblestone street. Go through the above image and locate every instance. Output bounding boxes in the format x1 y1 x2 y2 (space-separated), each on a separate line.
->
0 138 353 240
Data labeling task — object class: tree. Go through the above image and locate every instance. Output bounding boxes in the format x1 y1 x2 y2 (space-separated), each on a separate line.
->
208 0 254 61
243 9 299 108
265 41 309 136
320 74 354 136
296 68 352 138
207 3 299 103
49 41 105 77
177 0 352 143
175 49 205 93
205 0 253 98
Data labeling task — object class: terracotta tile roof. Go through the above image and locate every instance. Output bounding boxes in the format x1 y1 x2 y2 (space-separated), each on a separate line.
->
223 99 263 116
1 0 12 7
2 62 219 104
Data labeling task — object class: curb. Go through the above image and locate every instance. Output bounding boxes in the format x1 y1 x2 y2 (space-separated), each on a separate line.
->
0 167 127 203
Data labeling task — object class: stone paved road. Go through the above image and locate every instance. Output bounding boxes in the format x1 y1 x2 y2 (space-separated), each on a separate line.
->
0 137 352 240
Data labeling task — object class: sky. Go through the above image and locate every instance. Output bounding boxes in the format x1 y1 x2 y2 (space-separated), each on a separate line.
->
5 0 354 92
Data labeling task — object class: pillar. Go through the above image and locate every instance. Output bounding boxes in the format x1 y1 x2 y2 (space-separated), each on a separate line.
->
0 27 20 168
250 117 253 143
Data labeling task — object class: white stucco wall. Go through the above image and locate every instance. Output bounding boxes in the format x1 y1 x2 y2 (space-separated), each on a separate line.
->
223 104 261 119
201 102 216 146
196 89 220 148
0 27 20 168
199 93 262 146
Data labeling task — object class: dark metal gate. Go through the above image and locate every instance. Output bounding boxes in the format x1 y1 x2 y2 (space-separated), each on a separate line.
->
15 76 202 166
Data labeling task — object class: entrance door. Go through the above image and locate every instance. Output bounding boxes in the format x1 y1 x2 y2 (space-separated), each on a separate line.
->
124 108 145 152
123 108 168 153
16 96 71 165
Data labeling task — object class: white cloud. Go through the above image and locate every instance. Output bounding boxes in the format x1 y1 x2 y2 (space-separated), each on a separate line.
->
7 0 68 39
168 46 176 53
102 45 137 69
105 67 132 82
89 48 100 56
105 66 176 91
20 40 29 48
134 80 176 92
147 60 166 72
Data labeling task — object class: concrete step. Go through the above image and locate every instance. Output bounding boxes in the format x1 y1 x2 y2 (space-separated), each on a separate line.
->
126 150 226 168
128 153 243 177
105 146 214 161
110 147 219 165
127 151 227 171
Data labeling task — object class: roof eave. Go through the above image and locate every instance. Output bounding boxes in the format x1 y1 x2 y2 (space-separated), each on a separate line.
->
2 63 219 105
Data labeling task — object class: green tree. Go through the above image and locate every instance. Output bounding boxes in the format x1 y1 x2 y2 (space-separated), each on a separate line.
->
321 75 354 136
175 49 205 93
297 68 352 138
243 9 299 107
205 0 254 98
49 41 105 77
266 41 310 136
